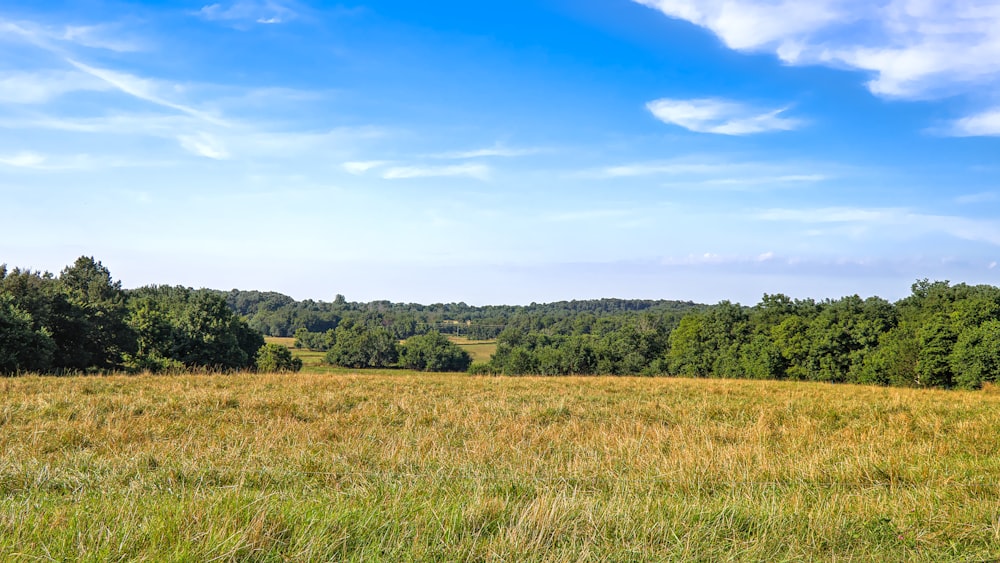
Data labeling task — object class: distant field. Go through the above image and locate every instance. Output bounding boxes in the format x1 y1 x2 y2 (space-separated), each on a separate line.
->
2 373 999 561
266 335 497 366
446 335 497 363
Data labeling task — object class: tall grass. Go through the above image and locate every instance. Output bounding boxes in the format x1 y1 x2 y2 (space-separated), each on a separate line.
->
1 374 998 561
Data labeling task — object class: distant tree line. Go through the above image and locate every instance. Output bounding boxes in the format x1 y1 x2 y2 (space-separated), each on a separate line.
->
7 257 1000 389
295 322 472 372
458 281 1000 389
0 257 287 375
223 289 702 341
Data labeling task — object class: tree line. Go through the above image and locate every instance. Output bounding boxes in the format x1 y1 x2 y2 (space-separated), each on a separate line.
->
223 289 702 341
292 279 1000 389
6 257 1000 389
0 257 295 374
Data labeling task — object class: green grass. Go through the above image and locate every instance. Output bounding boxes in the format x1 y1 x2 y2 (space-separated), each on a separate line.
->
266 335 498 368
446 335 497 363
4 373 998 561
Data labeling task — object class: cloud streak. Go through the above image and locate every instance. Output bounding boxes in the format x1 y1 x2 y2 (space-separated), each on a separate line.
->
432 145 545 159
758 206 1000 246
0 70 110 104
382 163 491 181
646 97 802 135
197 1 299 25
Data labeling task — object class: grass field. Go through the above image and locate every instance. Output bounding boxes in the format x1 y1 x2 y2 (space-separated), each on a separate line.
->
265 335 498 368
446 335 497 363
2 373 999 561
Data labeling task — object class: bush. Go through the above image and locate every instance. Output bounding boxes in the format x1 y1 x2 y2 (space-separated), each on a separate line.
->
324 325 398 368
255 343 303 373
399 332 472 372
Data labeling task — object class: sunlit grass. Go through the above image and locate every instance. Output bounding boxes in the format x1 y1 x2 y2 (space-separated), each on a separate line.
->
2 374 998 560
446 335 497 363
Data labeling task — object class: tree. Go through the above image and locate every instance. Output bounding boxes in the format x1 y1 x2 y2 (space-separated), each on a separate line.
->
255 342 303 373
58 256 135 371
667 315 711 376
324 324 398 368
0 295 55 374
398 331 472 372
951 321 1000 389
916 314 956 387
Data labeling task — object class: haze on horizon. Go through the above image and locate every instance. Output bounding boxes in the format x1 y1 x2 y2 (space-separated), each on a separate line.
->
2 0 999 306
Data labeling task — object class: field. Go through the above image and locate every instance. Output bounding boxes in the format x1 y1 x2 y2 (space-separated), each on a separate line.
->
265 335 498 368
446 335 498 363
2 374 999 561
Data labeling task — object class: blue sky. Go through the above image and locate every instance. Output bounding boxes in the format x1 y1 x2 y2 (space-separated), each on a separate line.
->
2 0 999 305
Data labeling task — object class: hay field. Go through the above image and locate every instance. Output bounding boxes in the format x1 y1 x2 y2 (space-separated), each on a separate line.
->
1 373 999 561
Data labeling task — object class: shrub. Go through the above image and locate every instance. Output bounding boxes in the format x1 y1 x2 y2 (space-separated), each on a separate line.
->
399 332 472 372
255 343 303 373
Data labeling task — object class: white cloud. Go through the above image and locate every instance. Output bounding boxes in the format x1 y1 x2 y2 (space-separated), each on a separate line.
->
197 1 298 25
702 174 828 186
0 70 110 104
956 191 999 204
634 0 1000 100
599 161 716 177
590 158 831 190
646 98 802 135
543 209 633 222
66 60 228 126
382 163 491 181
178 133 229 159
946 108 1000 137
0 152 46 168
342 161 390 174
58 24 144 52
757 206 1000 246
0 19 143 52
432 145 544 159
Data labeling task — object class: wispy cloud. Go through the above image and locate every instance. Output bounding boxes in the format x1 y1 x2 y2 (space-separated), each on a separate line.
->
197 1 299 25
634 0 1000 101
956 192 999 205
0 152 47 168
342 161 390 174
597 161 716 178
543 209 634 222
588 158 830 190
945 108 1000 137
0 70 110 104
0 152 173 171
757 206 1000 246
67 60 228 126
646 97 802 135
177 133 229 160
0 19 144 52
382 163 491 181
700 174 828 187
432 145 545 159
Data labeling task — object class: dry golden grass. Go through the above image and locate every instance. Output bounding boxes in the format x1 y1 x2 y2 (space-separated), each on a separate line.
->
1 373 999 561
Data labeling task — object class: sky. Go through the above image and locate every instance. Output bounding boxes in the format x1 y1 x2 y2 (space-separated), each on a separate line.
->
1 0 999 305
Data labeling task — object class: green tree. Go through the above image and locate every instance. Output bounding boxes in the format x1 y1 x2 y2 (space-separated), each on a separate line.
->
399 331 472 372
0 294 55 374
324 324 398 368
916 314 956 387
255 342 303 373
58 256 135 371
951 321 1000 389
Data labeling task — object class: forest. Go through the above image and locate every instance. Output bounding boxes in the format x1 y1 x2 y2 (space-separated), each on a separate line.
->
3 257 1000 389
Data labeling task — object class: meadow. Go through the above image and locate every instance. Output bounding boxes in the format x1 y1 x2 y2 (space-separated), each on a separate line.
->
264 335 498 371
2 371 999 561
